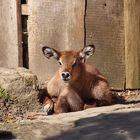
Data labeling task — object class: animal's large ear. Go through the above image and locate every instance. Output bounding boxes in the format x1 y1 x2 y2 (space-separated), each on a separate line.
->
42 46 60 60
79 45 95 60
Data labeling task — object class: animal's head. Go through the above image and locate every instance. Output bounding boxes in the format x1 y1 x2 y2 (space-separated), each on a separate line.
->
42 45 95 82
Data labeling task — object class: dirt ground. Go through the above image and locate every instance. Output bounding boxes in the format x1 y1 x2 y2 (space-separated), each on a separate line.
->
1 68 140 124
0 90 140 140
1 89 140 122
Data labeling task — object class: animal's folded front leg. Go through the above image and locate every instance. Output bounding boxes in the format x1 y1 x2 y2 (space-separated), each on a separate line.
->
54 88 84 114
43 96 54 115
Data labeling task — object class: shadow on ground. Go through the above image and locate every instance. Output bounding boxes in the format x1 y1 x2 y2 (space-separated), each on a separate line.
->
0 131 16 140
45 111 140 140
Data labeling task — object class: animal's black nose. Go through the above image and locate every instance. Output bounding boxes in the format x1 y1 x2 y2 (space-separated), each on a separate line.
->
61 72 70 80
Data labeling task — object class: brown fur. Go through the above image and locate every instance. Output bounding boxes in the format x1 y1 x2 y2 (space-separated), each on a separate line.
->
42 46 112 114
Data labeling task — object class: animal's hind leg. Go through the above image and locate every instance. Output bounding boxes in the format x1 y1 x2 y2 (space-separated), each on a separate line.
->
91 81 112 106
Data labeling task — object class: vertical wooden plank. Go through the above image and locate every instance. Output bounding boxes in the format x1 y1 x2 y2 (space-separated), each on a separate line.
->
124 0 140 89
0 0 19 68
28 0 85 81
85 0 125 90
21 4 28 15
16 0 23 67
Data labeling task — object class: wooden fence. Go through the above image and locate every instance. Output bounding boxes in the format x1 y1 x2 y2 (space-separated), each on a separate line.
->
0 0 140 90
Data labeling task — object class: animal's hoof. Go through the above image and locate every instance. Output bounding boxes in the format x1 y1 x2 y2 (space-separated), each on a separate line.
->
43 101 54 115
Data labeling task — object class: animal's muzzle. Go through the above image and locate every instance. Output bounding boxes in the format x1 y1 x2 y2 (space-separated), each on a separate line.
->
61 72 71 81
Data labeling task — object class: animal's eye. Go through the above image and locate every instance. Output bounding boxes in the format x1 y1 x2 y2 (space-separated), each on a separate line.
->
72 62 77 67
59 61 62 65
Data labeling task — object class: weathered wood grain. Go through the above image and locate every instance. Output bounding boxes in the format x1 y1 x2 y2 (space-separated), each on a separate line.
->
124 0 140 89
16 0 23 67
85 0 125 90
0 0 20 68
21 4 28 15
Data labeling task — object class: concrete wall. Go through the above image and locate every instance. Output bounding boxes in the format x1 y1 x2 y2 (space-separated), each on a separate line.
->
28 0 85 81
0 0 19 68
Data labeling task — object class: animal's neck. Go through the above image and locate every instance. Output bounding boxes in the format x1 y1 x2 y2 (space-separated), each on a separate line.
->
70 64 86 91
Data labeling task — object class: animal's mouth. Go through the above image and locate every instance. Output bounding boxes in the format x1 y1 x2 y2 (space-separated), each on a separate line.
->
62 78 71 82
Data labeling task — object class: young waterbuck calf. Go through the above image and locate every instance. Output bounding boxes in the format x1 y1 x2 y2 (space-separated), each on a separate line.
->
42 45 112 114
